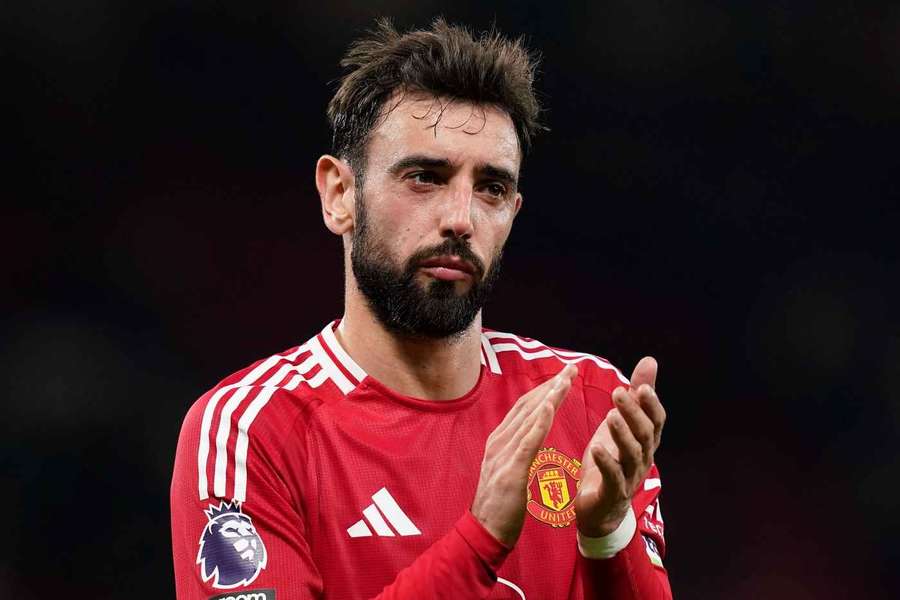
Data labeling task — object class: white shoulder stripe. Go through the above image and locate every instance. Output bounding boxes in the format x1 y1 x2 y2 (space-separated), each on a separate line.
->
481 334 502 374
278 354 319 385
233 355 332 502
487 332 630 385
320 322 367 383
283 373 304 391
307 335 354 394
197 335 351 502
232 386 280 503
197 348 304 500
212 385 253 498
491 342 556 361
555 353 629 384
306 367 331 388
483 330 545 349
211 361 307 497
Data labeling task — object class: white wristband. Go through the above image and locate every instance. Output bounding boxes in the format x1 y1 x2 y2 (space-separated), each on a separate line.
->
576 507 637 559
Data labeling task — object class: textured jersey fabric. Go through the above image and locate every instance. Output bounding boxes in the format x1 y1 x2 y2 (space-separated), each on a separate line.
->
171 320 671 599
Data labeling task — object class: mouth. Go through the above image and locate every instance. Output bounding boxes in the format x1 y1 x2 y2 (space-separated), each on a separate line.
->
418 255 477 281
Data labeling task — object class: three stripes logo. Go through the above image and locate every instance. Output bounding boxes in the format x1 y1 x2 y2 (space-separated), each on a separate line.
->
346 487 421 538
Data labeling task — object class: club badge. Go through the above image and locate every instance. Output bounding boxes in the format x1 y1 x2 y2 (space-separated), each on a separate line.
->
526 447 582 527
197 501 268 589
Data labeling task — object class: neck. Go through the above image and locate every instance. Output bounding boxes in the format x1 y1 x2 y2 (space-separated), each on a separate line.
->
336 284 483 401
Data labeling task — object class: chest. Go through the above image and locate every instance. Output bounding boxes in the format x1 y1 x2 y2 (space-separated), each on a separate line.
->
302 388 593 599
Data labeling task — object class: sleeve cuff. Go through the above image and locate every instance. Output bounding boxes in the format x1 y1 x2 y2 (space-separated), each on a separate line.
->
456 510 512 573
576 506 637 559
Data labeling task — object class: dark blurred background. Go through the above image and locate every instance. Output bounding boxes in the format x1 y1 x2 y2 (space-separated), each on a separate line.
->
3 1 898 598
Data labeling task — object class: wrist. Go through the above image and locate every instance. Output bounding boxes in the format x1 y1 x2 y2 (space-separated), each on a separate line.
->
576 506 637 559
470 504 520 548
458 510 512 573
577 503 630 538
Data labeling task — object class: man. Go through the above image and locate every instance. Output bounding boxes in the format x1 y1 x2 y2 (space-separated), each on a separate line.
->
171 18 671 599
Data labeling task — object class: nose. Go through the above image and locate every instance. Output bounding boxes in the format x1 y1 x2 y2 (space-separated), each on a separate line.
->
439 185 474 240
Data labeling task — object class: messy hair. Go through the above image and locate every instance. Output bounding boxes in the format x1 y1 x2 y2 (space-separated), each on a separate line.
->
327 18 544 175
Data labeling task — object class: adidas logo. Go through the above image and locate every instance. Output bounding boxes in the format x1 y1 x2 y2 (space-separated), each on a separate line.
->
347 487 421 538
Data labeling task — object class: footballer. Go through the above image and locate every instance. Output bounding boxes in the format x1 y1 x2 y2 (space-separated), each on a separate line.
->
171 18 671 599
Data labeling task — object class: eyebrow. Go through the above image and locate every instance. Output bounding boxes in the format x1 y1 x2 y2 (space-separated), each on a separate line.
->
479 164 518 188
387 154 519 189
388 154 452 175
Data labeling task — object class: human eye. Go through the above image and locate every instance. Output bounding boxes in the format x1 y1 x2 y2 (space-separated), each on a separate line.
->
405 170 440 187
480 181 508 200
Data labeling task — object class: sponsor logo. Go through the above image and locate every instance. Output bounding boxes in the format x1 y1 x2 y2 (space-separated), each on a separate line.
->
643 534 664 567
643 514 664 538
197 501 268 589
208 589 276 600
526 447 582 527
346 487 422 538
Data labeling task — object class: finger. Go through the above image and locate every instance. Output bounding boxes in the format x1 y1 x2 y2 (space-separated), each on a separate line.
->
629 356 657 390
613 386 656 458
547 364 577 411
607 409 645 485
516 398 555 461
499 364 575 429
590 443 627 500
509 372 574 452
493 376 553 431
586 407 617 461
635 384 666 449
491 364 575 444
511 368 575 456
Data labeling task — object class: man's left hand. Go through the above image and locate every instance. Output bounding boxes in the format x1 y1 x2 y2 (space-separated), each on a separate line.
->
574 357 667 538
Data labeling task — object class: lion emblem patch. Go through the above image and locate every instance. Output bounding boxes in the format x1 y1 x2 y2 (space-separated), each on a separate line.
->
197 501 268 589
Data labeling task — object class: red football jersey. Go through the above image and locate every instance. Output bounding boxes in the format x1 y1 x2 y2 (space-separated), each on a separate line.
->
171 321 671 599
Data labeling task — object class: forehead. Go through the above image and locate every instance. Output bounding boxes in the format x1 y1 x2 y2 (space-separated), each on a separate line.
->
365 92 521 173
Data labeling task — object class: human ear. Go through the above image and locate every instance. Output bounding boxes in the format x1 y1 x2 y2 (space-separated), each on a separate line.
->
513 192 523 217
315 155 356 235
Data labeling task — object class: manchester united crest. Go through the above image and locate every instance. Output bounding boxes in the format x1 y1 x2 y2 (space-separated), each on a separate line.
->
526 447 582 527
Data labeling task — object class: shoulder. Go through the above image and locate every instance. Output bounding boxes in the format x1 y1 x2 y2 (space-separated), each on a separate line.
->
176 321 363 502
183 321 366 429
480 327 629 393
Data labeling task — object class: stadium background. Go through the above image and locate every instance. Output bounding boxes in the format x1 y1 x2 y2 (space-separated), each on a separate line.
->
3 1 898 597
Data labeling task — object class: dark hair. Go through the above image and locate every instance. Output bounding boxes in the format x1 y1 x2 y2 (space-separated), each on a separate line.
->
327 18 544 175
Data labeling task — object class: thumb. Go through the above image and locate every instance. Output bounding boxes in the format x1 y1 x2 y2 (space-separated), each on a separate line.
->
629 356 658 390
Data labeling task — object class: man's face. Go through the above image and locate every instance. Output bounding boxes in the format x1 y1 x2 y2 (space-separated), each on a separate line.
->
349 93 522 339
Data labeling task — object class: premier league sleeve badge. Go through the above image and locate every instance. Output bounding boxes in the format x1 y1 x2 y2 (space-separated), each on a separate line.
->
196 501 268 589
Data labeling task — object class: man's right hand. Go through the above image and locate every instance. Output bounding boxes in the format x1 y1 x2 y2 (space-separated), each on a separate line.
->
471 364 577 547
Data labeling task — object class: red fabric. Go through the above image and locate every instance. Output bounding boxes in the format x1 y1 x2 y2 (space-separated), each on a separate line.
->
576 464 671 599
578 527 672 600
170 322 671 599
371 511 511 599
455 510 511 574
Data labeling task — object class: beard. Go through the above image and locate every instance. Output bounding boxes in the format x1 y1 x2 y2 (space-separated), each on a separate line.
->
350 191 504 340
